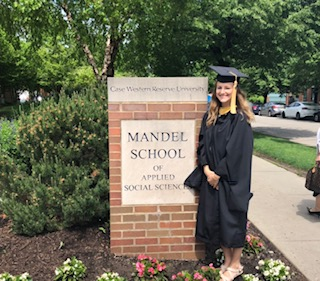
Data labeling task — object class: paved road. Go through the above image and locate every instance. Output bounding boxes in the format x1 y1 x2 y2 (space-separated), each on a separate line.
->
251 115 320 147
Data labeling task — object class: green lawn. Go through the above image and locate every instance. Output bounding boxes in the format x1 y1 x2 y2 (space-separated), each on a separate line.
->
253 131 315 173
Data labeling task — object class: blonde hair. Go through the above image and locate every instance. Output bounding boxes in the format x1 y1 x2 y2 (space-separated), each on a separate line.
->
206 84 254 126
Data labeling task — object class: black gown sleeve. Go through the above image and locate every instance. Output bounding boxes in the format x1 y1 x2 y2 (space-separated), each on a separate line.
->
197 112 209 167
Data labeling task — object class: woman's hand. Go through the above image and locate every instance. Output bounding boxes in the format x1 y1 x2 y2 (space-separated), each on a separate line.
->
203 165 220 190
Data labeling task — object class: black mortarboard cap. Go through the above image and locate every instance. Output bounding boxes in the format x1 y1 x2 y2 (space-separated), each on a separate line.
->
209 65 248 114
209 65 248 83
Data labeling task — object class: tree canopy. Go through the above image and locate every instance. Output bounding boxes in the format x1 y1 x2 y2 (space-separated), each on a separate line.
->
0 0 319 97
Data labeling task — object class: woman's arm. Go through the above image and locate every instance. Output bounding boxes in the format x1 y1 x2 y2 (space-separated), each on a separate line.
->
203 165 220 189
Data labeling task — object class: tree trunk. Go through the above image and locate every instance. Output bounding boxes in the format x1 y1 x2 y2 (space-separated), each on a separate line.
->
61 2 121 83
82 42 101 82
101 35 121 82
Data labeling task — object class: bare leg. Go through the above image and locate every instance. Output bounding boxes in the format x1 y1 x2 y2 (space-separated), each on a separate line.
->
315 194 320 211
228 248 242 269
220 246 232 270
220 247 243 280
309 194 320 212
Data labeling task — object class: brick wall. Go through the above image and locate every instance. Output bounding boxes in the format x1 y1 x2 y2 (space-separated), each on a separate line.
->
108 101 207 260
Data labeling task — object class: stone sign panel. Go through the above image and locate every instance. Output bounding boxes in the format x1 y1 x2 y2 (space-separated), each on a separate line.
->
108 77 207 102
121 119 195 205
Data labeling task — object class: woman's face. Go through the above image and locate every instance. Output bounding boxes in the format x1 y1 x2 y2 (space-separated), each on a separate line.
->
215 81 233 106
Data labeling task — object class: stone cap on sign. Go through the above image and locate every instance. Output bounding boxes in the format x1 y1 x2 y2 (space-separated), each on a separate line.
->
108 77 208 102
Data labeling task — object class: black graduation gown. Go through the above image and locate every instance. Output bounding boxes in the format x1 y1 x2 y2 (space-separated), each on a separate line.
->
195 111 253 248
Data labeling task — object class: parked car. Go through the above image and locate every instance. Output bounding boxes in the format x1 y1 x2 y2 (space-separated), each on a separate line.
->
314 110 320 122
259 102 286 117
282 102 320 120
251 103 262 115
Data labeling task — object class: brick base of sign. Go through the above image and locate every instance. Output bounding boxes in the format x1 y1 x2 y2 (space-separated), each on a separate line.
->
108 101 207 260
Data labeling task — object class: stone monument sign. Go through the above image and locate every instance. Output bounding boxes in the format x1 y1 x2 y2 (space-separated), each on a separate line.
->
108 77 208 259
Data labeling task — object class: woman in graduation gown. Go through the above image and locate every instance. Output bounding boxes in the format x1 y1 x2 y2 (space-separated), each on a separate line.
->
196 66 255 281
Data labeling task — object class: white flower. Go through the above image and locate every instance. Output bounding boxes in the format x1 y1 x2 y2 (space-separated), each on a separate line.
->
243 274 260 281
272 267 280 275
19 272 31 280
63 258 71 265
63 265 71 273
97 271 125 281
257 258 291 280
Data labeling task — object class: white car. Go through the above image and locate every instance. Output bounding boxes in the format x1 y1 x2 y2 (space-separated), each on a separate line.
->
282 102 320 120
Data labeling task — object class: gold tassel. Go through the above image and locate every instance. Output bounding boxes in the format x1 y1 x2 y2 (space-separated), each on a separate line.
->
229 72 238 114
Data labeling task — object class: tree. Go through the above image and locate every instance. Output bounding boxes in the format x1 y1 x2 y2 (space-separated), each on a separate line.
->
35 36 95 93
283 0 320 92
1 0 319 97
194 0 291 95
119 0 201 77
0 0 147 83
121 0 293 95
0 27 37 92
0 28 17 88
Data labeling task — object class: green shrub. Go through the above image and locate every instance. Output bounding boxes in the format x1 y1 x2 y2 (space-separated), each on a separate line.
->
0 87 109 236
0 118 17 154
0 118 18 214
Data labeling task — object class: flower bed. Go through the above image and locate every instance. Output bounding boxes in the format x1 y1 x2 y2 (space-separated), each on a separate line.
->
0 219 306 281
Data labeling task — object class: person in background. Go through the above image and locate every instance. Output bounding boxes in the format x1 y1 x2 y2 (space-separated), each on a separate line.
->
288 93 295 104
307 127 320 215
195 66 254 281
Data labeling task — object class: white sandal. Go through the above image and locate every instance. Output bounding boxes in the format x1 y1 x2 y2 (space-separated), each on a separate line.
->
220 264 228 273
219 265 243 281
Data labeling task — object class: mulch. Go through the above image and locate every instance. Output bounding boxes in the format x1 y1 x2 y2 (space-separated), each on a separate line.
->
0 216 308 281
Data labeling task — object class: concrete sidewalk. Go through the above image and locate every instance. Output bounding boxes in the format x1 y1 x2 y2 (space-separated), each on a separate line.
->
249 155 320 281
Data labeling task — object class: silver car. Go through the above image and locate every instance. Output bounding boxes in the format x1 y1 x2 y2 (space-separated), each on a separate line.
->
259 102 286 117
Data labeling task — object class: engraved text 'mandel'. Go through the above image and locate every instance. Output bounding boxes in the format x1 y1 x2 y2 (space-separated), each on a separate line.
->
128 132 188 142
